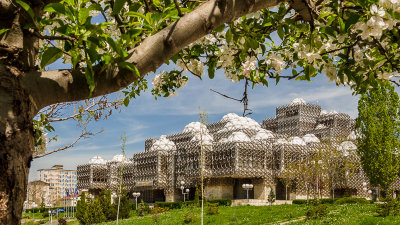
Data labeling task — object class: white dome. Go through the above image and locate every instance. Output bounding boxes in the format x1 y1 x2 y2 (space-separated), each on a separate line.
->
303 134 320 143
221 113 240 122
290 98 306 105
329 110 338 115
338 141 356 156
112 154 129 162
252 129 274 141
89 156 107 165
274 138 288 145
288 136 306 146
183 122 208 133
227 131 251 142
320 110 328 115
222 115 260 131
150 135 176 151
316 124 327 129
347 131 357 141
191 132 214 145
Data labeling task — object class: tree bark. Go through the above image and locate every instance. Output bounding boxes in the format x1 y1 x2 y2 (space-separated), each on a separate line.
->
0 2 39 224
0 65 35 224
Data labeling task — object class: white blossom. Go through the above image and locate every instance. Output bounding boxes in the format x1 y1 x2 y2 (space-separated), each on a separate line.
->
370 4 386 17
242 56 257 77
267 54 285 73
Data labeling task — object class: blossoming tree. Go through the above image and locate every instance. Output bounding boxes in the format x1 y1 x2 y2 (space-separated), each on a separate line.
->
1 0 400 223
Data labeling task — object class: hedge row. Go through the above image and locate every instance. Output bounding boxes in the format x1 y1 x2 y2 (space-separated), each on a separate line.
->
292 197 372 205
155 198 232 209
25 206 76 213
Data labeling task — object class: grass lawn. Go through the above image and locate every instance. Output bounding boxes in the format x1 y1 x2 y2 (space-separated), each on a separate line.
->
63 203 400 225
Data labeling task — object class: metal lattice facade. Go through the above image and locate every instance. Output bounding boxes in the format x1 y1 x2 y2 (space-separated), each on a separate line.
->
77 98 396 202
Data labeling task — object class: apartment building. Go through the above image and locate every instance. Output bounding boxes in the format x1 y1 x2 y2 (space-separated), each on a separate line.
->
37 165 77 200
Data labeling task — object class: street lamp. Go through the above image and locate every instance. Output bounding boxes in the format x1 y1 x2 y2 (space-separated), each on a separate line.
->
242 184 253 202
132 192 141 210
180 181 189 202
48 210 52 224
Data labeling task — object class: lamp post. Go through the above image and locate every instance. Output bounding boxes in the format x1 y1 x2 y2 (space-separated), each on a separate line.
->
180 181 189 202
48 210 52 224
132 192 141 210
242 184 253 202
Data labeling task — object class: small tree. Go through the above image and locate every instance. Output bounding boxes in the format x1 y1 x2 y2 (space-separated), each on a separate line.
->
84 199 106 224
76 192 87 224
267 188 276 205
356 81 400 197
194 186 200 207
98 190 115 221
118 191 131 219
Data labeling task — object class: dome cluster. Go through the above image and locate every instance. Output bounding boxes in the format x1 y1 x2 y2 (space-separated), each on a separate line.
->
290 98 306 105
150 135 177 151
88 156 107 165
219 113 261 132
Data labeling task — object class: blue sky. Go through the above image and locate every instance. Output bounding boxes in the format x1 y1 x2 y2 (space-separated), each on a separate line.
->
29 64 359 181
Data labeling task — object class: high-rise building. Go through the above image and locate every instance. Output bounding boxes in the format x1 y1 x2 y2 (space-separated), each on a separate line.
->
37 165 77 200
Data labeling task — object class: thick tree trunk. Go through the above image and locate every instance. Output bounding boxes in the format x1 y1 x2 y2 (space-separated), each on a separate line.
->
0 2 38 224
0 65 35 224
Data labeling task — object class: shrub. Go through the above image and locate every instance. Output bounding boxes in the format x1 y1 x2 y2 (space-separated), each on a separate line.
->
207 199 232 206
155 201 183 209
183 211 198 224
118 192 132 219
206 203 220 215
194 187 200 207
320 198 335 204
76 192 87 224
306 204 328 219
137 201 151 216
268 188 276 205
152 206 169 214
41 211 49 218
377 197 400 216
98 190 115 221
292 199 308 205
130 203 137 210
334 197 369 205
84 199 107 224
58 218 67 225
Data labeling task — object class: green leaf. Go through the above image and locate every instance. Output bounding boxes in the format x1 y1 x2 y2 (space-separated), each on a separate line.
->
106 37 124 57
41 47 63 68
112 0 127 15
118 62 140 76
338 17 345 33
85 67 95 97
207 59 216 79
126 11 147 20
16 0 35 21
226 29 232 44
79 8 90 25
214 24 225 33
88 3 103 12
123 97 130 107
0 28 9 36
247 38 259 49
277 26 284 39
44 3 66 14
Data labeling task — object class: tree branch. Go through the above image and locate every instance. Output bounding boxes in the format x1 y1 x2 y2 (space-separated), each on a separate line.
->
22 0 284 112
32 130 102 159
